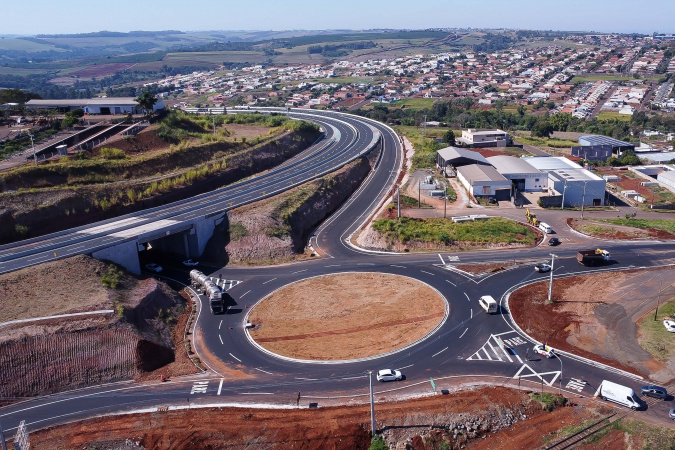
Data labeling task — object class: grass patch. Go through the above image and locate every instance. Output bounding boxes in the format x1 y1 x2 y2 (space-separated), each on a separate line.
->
389 98 436 110
596 218 675 234
637 298 675 362
529 392 567 412
100 264 123 289
596 111 632 122
372 217 537 246
576 223 616 235
394 125 450 169
228 222 248 240
514 134 578 149
390 194 433 209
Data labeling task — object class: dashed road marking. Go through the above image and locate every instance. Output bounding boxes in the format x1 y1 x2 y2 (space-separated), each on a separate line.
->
219 334 223 345
397 364 414 370
432 347 448 357
217 378 223 395
262 278 277 285
390 264 406 268
445 280 456 287
292 269 308 274
459 328 468 339
255 368 273 375
229 353 241 362
421 270 434 275
190 381 209 394
219 320 222 330
240 290 251 298
464 292 470 301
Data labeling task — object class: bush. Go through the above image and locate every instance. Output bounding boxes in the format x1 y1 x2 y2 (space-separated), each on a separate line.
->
530 392 567 411
101 264 123 289
99 147 127 160
368 435 389 450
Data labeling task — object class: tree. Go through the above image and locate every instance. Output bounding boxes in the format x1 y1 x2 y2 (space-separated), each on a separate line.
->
135 91 158 116
443 129 456 146
532 121 554 138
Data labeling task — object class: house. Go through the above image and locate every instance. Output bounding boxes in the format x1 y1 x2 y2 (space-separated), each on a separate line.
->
458 128 510 148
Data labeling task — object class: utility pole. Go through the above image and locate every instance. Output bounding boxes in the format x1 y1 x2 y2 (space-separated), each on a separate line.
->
554 354 563 395
547 254 556 303
561 180 567 210
654 279 664 321
397 185 401 218
444 189 447 218
581 181 588 219
212 116 216 136
0 423 8 450
29 132 37 166
368 371 376 436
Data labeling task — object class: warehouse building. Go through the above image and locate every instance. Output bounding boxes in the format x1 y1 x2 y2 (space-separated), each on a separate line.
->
657 169 675 190
456 164 512 201
26 97 164 115
572 135 636 161
436 146 490 171
523 156 606 207
486 155 547 192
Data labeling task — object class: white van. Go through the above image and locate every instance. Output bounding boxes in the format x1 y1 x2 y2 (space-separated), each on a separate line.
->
478 295 498 314
538 222 553 234
597 380 643 410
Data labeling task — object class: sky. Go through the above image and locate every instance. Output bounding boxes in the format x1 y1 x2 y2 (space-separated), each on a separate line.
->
2 0 674 36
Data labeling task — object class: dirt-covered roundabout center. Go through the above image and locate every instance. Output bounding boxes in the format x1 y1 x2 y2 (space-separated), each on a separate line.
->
246 272 449 361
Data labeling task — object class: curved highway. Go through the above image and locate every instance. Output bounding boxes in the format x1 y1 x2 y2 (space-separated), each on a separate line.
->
2 109 675 435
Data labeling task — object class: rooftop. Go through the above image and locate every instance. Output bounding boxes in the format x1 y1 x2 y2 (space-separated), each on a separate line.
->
457 164 510 183
26 97 141 107
486 155 541 175
579 135 635 148
523 156 602 182
437 146 488 164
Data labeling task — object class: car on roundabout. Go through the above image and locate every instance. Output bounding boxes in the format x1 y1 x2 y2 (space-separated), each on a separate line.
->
144 263 163 273
533 343 555 358
663 319 675 333
535 263 551 273
641 385 667 400
376 369 403 382
548 237 561 246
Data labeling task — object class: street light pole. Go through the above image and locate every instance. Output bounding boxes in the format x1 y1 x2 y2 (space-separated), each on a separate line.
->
29 132 37 166
397 185 401 218
547 254 556 303
581 181 588 219
368 371 376 436
554 353 563 395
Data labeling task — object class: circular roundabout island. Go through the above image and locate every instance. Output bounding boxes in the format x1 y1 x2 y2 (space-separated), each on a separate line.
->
247 272 448 361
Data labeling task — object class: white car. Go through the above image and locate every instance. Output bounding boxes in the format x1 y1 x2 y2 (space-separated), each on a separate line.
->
663 320 675 333
145 263 163 273
534 263 551 273
182 259 199 267
376 369 403 382
533 343 555 358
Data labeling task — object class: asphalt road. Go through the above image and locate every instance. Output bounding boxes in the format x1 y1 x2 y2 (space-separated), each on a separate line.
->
2 109 675 435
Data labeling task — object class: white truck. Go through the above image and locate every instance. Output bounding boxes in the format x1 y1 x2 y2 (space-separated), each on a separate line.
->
597 380 643 410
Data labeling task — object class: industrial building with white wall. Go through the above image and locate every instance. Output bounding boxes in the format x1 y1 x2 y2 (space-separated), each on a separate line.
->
523 156 606 207
486 155 547 192
456 164 512 201
26 97 164 115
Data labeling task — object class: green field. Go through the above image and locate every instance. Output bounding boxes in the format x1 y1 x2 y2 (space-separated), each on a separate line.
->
596 218 675 234
595 111 632 122
637 298 675 361
390 98 436 110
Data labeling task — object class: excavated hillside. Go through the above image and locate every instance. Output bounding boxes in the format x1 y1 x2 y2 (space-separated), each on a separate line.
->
201 156 372 265
0 255 192 399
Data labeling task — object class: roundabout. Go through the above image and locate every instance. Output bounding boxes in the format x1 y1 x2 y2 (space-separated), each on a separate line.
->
246 272 448 362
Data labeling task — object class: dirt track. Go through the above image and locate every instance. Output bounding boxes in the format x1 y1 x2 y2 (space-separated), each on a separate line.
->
249 273 446 360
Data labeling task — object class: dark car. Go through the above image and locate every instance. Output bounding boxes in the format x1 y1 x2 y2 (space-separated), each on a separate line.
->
548 237 561 246
641 385 667 400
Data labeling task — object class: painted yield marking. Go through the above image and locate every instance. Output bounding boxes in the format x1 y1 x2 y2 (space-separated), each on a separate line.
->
566 378 587 393
190 381 209 394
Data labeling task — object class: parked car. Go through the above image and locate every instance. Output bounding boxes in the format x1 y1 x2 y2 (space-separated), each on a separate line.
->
182 259 199 267
488 197 497 204
376 369 403 382
145 263 163 273
669 408 675 420
641 385 667 400
533 343 555 358
535 263 551 273
663 319 675 333
548 237 561 246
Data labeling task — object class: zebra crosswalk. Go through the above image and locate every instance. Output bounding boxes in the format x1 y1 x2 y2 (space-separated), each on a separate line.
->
566 378 587 393
467 333 522 363
209 278 242 292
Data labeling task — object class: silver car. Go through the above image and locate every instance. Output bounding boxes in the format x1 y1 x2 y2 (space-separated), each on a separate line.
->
376 369 403 382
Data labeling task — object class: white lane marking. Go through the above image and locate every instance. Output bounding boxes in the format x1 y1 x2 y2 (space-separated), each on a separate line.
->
438 254 445 265
432 347 448 357
219 320 223 330
421 270 434 275
473 352 482 360
459 328 468 339
493 330 518 337
357 263 374 266
219 334 223 345
255 368 273 375
295 377 319 381
447 255 460 262
482 348 493 360
239 392 274 395
292 269 308 274
445 280 456 287
471 309 473 318
341 376 366 380
515 354 523 364
229 353 241 362
486 342 502 361
397 364 414 370
240 290 251 298
190 381 209 394
217 378 224 395
464 292 470 301
324 264 341 267
262 278 277 284
390 264 406 268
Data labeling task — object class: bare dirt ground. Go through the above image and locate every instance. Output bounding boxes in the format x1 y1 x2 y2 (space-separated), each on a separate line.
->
26 387 599 450
0 254 116 323
510 267 675 382
568 218 675 240
248 273 446 360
